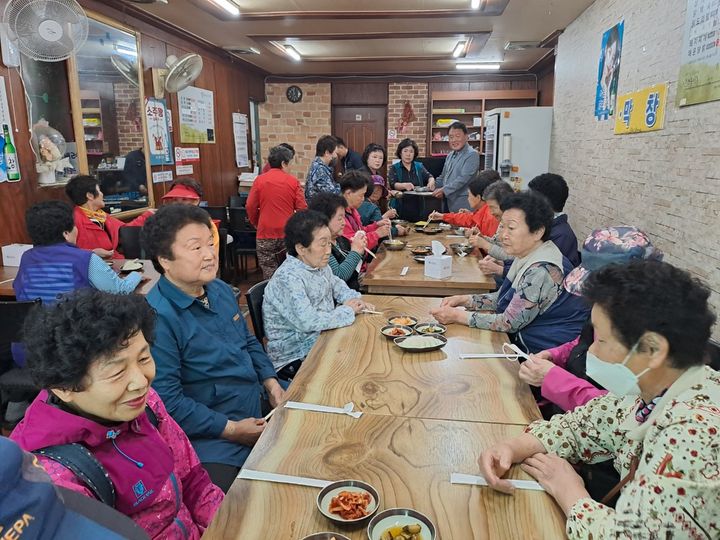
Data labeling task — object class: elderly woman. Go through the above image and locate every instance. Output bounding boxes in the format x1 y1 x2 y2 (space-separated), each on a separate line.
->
358 176 408 237
263 210 375 380
478 260 719 539
141 205 284 493
308 192 367 290
518 226 662 413
388 138 435 192
431 191 588 353
428 170 500 236
10 290 224 538
340 170 391 251
65 174 152 259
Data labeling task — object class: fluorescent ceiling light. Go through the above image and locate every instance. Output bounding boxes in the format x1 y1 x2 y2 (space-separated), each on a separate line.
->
284 45 302 62
456 63 500 70
209 0 240 16
115 44 137 57
470 0 481 9
452 41 467 58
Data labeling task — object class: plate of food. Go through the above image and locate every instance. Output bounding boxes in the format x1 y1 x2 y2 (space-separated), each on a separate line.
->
414 226 442 235
438 223 452 230
367 508 436 540
410 246 432 256
381 325 414 339
414 323 447 335
387 315 418 327
120 260 143 272
382 239 407 251
393 335 447 352
449 243 473 256
317 480 380 525
302 533 351 540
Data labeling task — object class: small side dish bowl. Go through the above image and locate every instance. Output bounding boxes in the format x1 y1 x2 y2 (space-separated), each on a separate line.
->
380 325 414 339
301 533 352 540
366 508 437 540
317 480 380 525
414 323 447 335
387 315 418 327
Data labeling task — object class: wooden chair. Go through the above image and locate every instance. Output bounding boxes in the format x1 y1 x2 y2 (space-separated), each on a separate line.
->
228 207 258 279
245 280 268 344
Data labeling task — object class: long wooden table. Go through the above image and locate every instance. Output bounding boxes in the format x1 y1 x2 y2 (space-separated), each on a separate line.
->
205 409 566 539
286 295 540 425
363 230 496 296
204 296 565 540
0 259 159 298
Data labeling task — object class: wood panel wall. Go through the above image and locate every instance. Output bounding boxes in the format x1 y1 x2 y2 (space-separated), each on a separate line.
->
0 0 266 248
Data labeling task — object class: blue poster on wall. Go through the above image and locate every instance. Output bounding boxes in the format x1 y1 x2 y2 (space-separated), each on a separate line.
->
594 21 625 120
145 97 174 165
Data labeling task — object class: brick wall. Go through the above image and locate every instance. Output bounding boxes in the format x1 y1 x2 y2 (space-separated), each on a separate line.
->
113 83 144 155
258 83 332 181
387 83 428 157
551 0 720 338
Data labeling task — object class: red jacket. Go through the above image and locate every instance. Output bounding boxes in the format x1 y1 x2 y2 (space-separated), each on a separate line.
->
343 207 381 250
442 204 498 237
73 206 152 259
246 168 307 239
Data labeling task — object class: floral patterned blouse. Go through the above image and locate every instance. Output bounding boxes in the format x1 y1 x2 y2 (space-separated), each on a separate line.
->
527 365 720 539
467 262 564 333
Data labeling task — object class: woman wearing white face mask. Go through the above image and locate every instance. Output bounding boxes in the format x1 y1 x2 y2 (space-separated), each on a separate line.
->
478 260 719 540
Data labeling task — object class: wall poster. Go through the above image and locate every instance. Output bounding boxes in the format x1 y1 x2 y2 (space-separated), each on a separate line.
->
677 0 720 106
614 83 668 134
594 21 625 120
145 98 173 166
178 86 216 143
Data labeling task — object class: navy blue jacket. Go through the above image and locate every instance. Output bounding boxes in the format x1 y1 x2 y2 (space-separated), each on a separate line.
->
342 149 364 172
550 214 580 267
147 276 277 467
497 257 590 353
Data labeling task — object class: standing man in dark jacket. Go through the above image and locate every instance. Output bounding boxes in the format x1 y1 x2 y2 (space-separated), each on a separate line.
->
333 137 364 180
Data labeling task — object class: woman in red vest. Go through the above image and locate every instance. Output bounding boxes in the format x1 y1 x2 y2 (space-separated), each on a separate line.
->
66 175 153 259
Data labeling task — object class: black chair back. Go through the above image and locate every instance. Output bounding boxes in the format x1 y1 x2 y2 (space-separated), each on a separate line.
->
706 339 720 371
0 300 41 346
205 206 229 229
246 280 269 343
228 207 255 233
228 194 248 208
119 226 143 259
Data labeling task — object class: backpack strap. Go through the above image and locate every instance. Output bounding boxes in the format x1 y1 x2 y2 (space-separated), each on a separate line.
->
36 442 116 507
33 405 159 509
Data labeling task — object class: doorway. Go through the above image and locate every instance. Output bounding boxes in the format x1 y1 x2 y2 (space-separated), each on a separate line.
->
332 105 387 172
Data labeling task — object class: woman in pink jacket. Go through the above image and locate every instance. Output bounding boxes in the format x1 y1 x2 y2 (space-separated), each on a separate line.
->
519 226 662 411
11 290 223 539
339 170 390 251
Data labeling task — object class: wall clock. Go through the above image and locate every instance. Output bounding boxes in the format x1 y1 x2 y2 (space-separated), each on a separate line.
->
286 85 303 103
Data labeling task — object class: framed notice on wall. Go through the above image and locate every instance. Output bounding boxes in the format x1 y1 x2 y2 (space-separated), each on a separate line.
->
145 98 173 166
178 86 216 143
677 0 720 106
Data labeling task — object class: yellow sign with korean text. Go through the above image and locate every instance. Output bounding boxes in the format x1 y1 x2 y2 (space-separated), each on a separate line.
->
614 83 668 134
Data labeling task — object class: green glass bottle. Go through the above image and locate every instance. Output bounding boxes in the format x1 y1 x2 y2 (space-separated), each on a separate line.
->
3 124 20 181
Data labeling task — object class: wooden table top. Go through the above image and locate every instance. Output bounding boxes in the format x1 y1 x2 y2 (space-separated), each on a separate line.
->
0 259 159 298
286 295 541 425
363 230 496 296
204 408 566 540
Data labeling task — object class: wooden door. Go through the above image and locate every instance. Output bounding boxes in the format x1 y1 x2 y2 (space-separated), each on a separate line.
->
332 105 387 173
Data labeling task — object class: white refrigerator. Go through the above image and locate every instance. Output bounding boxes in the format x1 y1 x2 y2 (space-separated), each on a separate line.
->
483 106 553 190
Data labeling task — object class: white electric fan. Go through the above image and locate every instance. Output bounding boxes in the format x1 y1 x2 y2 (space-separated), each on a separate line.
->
164 53 203 93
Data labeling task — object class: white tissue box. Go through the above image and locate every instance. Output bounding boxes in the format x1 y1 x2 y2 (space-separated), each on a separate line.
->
424 255 452 279
2 243 33 267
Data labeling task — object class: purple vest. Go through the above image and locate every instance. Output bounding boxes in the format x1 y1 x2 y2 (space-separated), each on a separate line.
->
13 243 92 304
